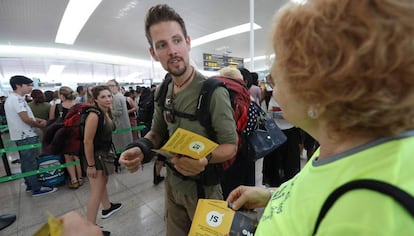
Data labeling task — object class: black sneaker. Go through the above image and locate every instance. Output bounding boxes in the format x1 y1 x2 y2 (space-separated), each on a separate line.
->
0 214 16 230
101 202 122 219
102 230 111 236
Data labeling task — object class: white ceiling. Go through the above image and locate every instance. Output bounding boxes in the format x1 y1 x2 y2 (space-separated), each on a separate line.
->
0 0 287 91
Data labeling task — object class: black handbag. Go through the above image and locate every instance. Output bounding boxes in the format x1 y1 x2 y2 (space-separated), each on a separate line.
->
248 103 287 160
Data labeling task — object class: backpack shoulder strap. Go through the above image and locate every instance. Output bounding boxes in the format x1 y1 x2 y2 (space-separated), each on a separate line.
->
87 106 103 120
154 73 198 121
155 75 226 138
84 106 101 115
313 179 414 235
155 73 172 108
195 77 226 135
81 106 103 131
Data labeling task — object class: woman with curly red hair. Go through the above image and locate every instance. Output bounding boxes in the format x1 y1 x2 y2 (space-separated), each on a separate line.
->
227 0 414 234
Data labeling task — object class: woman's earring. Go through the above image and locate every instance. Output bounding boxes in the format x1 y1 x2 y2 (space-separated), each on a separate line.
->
307 108 317 119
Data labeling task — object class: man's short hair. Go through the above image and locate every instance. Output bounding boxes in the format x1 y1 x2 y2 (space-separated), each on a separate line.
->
145 4 187 47
10 75 33 90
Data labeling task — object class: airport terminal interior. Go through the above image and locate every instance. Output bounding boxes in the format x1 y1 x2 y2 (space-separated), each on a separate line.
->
2 0 414 235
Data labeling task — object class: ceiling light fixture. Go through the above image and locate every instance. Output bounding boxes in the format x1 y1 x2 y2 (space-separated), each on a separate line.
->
55 0 102 45
125 72 144 80
0 45 156 67
290 0 308 5
47 65 65 80
115 0 139 19
192 23 262 47
244 54 275 63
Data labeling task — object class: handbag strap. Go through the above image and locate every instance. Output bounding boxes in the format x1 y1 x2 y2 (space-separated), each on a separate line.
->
251 102 272 129
252 102 266 116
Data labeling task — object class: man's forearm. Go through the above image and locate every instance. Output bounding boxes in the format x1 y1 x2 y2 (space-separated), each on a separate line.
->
144 130 162 149
209 143 237 164
24 118 42 128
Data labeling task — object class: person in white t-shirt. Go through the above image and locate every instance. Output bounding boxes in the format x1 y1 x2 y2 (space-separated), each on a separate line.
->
5 75 57 197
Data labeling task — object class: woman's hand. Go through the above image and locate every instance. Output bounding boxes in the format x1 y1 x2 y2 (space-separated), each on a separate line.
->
226 186 273 210
86 166 97 179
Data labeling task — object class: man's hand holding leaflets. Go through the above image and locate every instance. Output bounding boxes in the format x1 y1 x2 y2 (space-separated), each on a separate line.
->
120 128 218 176
152 128 218 176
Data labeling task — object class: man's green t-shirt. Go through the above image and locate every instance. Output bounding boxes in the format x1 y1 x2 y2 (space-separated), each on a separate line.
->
152 71 237 197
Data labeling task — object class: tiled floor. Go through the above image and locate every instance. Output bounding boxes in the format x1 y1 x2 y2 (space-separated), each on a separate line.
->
1 159 167 236
1 151 271 236
1 127 308 236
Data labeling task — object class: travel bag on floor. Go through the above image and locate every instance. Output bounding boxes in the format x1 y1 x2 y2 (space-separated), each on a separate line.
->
37 154 66 187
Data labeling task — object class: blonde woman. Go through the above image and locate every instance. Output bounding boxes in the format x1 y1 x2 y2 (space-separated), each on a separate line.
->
49 86 83 189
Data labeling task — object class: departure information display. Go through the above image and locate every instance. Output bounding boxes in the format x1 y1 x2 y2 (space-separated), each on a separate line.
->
203 53 244 71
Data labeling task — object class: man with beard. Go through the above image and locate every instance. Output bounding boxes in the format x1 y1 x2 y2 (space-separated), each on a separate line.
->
119 4 237 236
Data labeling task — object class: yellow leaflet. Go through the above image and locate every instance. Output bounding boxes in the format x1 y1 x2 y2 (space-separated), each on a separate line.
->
48 214 62 236
33 213 62 236
154 128 218 159
189 199 258 236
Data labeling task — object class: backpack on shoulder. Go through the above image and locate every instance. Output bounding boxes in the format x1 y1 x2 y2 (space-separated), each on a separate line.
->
155 74 254 192
42 103 99 156
42 104 66 155
137 89 155 125
63 103 98 155
200 76 252 169
66 104 121 173
157 74 251 164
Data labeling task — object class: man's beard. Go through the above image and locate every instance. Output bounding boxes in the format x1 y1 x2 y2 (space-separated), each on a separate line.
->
169 65 187 77
167 56 188 77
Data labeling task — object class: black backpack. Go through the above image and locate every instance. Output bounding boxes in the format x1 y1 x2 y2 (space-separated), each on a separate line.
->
137 89 155 125
156 74 252 164
155 74 253 197
313 179 414 235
